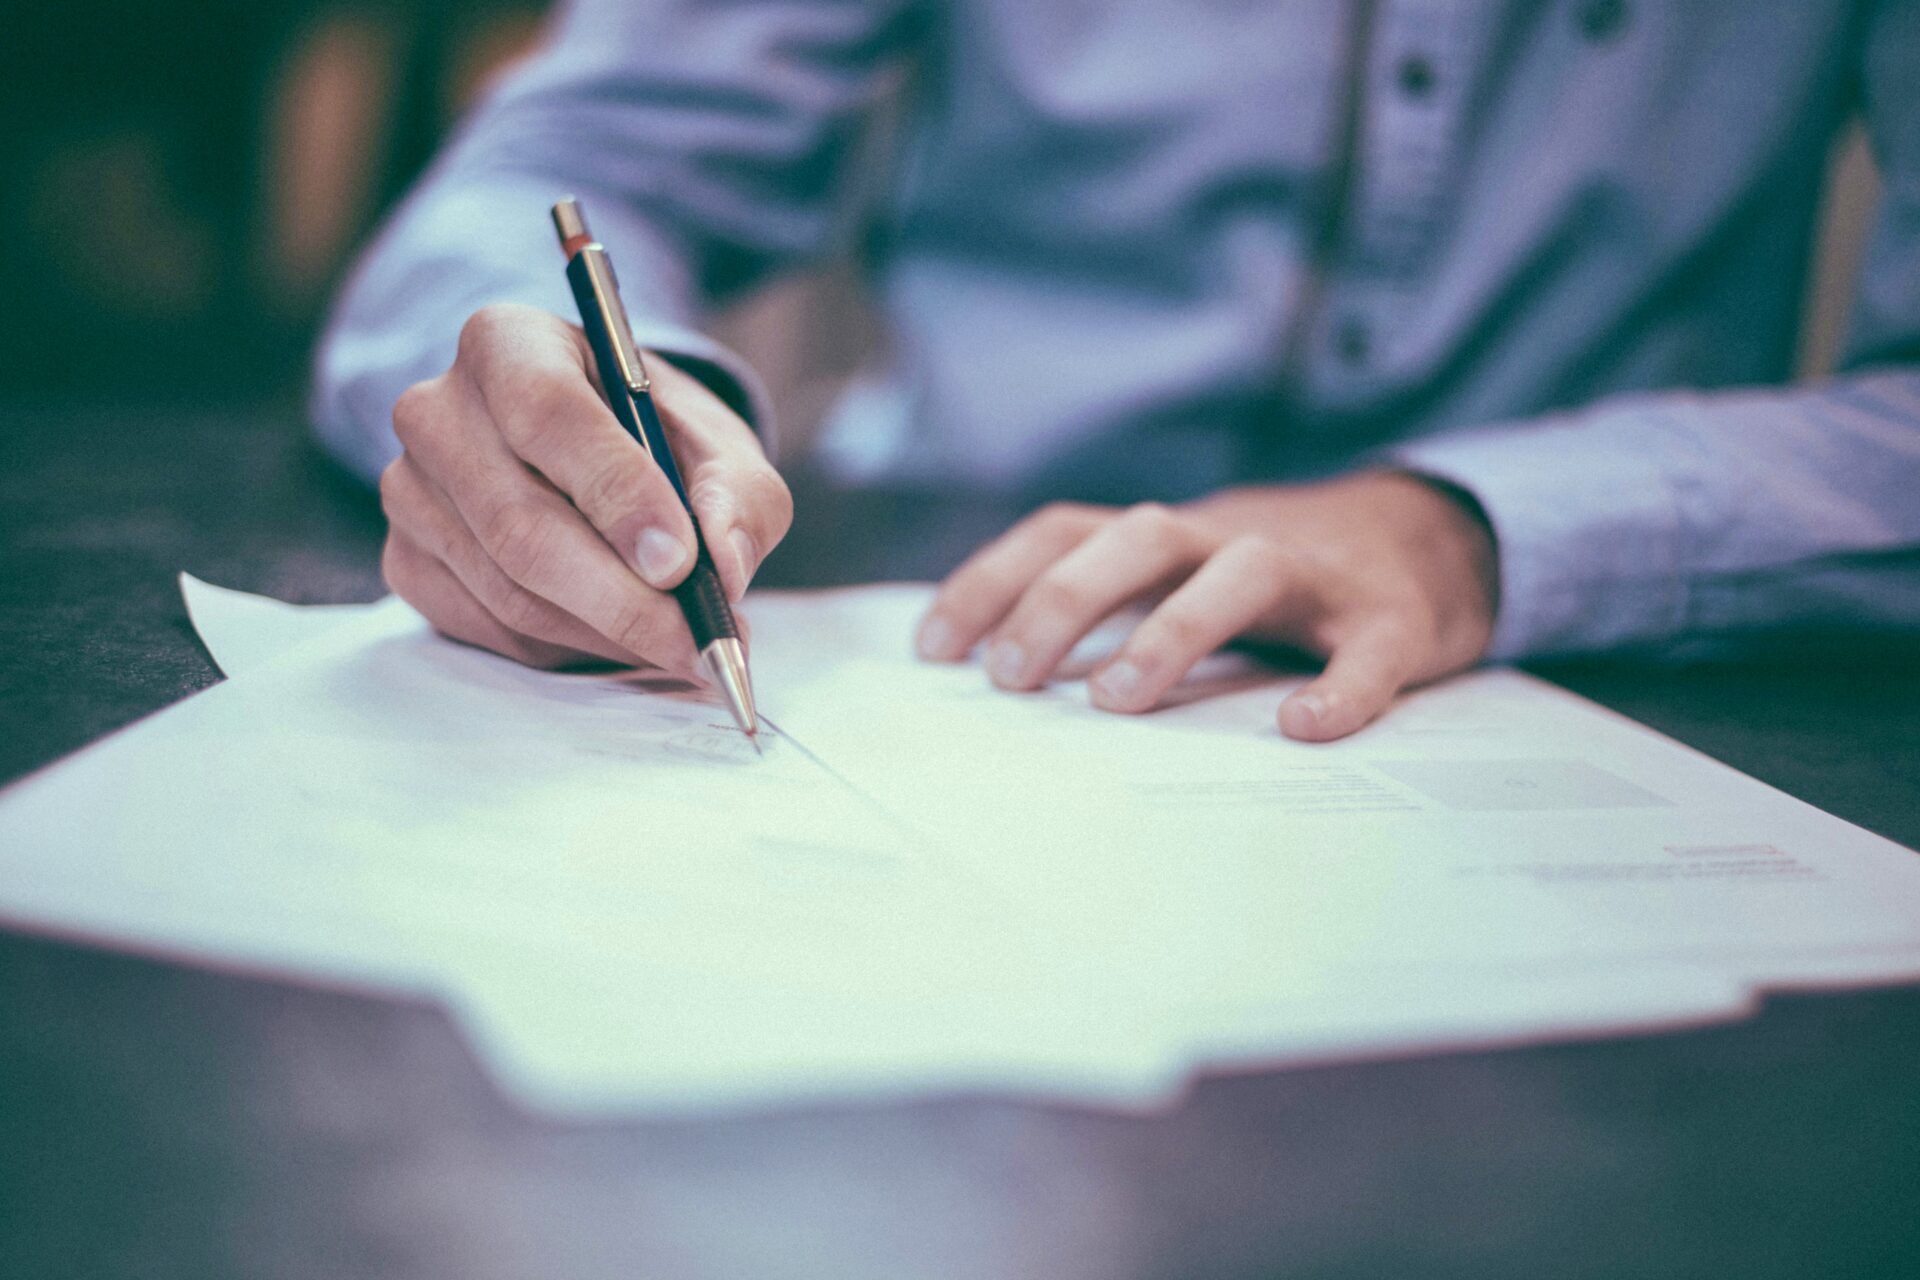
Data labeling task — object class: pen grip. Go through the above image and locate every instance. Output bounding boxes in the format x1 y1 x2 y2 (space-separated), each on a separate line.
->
673 545 738 650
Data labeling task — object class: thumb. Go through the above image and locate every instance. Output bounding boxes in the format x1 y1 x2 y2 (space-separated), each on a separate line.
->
684 460 794 603
1278 618 1417 742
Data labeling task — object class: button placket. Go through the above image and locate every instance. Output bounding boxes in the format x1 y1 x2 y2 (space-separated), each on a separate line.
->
1576 0 1631 44
1396 53 1437 99
1317 0 1486 388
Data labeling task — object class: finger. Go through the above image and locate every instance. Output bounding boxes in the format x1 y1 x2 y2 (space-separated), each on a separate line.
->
984 503 1204 691
1277 617 1420 742
394 372 701 676
382 531 580 670
915 502 1107 661
650 358 793 603
380 456 644 667
684 460 793 604
1089 536 1306 713
456 305 699 590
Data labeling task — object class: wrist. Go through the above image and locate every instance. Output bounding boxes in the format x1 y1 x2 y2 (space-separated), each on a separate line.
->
1379 468 1501 655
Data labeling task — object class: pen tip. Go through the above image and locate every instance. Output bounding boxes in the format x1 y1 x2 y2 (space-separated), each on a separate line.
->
701 637 759 746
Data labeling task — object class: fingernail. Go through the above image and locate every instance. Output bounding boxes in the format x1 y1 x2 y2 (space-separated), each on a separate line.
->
1093 659 1143 707
634 528 689 587
729 528 758 593
917 615 956 660
1287 691 1328 729
986 640 1027 686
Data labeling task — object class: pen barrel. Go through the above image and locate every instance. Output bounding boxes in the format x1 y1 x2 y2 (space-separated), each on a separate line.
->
673 546 738 650
561 234 743 656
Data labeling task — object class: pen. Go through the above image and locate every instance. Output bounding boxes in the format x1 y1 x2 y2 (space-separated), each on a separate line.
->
551 197 759 744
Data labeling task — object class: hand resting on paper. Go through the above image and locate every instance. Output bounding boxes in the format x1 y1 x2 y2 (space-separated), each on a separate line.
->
377 304 792 677
914 472 1499 741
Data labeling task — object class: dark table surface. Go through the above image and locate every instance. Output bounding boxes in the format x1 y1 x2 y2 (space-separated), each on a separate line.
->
4 402 1919 1279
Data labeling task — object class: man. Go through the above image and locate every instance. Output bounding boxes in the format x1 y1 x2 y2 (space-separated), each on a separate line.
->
313 0 1920 741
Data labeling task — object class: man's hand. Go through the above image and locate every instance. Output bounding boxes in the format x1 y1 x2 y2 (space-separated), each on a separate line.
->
915 472 1499 740
378 304 791 674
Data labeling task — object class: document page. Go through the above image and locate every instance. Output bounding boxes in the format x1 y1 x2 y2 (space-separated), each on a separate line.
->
180 573 386 677
758 589 1920 993
0 582 1913 1116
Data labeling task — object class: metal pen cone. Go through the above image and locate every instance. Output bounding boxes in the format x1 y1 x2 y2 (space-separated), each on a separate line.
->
701 638 758 739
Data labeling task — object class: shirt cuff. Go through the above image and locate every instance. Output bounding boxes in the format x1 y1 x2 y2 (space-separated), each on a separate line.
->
1389 412 1693 660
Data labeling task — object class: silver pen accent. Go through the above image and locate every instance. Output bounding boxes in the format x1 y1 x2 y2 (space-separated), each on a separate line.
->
702 638 759 744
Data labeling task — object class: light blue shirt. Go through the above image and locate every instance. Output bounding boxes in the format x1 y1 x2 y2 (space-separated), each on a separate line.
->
313 0 1920 661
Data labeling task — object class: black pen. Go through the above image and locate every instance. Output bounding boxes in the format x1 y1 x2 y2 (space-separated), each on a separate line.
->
551 197 758 743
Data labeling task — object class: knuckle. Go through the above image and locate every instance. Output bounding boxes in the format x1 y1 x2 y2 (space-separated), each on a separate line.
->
1303 538 1360 580
1034 501 1096 534
1227 534 1295 580
684 470 734 517
479 500 556 581
1121 501 1181 542
489 582 551 637
980 559 1042 603
1147 607 1208 656
498 370 591 454
692 464 794 539
1028 572 1092 619
574 457 659 525
390 381 440 450
457 303 523 362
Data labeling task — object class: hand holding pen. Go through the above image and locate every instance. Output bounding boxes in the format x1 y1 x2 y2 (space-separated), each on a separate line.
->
553 197 758 737
374 212 792 725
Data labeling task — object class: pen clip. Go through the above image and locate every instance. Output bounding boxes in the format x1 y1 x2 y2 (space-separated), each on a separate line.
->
553 198 652 395
579 251 652 395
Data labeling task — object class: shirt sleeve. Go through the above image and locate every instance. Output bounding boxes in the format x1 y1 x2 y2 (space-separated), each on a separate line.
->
1392 0 1920 662
309 0 916 483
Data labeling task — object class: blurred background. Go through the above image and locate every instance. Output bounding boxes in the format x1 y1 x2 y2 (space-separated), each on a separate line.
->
3 1 537 401
0 0 1882 447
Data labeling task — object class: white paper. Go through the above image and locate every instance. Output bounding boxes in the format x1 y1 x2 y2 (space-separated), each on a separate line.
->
181 573 384 677
1 581 1915 1117
763 590 1920 993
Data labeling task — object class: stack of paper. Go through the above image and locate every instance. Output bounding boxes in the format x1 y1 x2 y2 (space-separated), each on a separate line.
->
0 576 1915 1116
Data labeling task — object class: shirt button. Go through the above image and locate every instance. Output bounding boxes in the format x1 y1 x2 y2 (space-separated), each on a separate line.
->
1334 317 1372 366
1576 0 1630 43
1395 54 1437 99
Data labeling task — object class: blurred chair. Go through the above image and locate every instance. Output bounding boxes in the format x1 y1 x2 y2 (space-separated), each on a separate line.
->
1798 124 1882 381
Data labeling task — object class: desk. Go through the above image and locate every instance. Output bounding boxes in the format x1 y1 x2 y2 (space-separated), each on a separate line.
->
4 403 1919 1279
